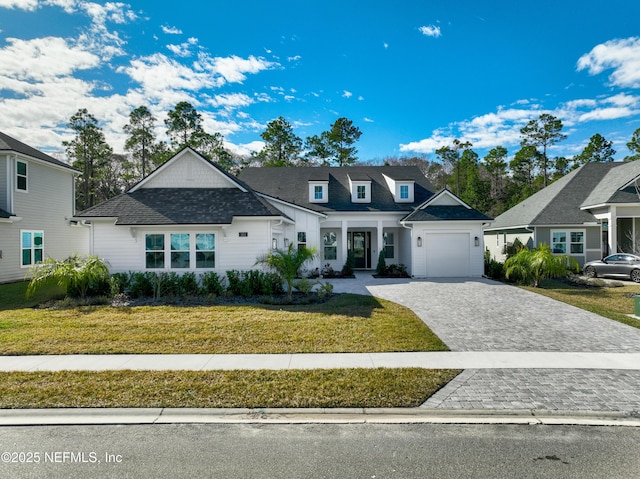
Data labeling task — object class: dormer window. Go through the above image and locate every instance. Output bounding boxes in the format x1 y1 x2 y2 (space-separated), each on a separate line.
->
396 182 414 202
350 179 371 203
400 185 409 199
357 185 366 199
309 181 328 203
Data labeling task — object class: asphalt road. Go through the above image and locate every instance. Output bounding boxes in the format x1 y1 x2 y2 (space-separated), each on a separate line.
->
1 423 639 478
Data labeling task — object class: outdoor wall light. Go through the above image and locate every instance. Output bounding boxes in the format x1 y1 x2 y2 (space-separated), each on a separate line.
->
272 238 278 250
474 236 480 247
284 238 290 248
417 236 423 247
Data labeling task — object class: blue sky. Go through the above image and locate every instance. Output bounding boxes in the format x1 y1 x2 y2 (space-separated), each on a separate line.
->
1 0 640 163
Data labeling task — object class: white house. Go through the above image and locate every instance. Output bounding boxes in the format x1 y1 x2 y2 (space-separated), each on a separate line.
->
76 147 490 278
0 131 88 283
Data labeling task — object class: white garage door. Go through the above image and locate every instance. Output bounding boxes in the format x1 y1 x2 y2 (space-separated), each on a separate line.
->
425 233 470 277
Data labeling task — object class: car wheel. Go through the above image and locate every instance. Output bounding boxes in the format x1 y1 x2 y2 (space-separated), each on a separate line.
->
631 269 640 283
584 266 597 278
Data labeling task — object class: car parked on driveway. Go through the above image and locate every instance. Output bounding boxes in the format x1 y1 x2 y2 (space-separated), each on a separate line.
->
583 254 640 283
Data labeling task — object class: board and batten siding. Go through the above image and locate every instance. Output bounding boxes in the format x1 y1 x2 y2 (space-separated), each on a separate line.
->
140 153 236 189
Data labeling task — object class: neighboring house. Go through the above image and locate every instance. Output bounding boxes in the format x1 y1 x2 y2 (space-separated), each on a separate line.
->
0 131 88 283
76 148 490 278
485 160 640 267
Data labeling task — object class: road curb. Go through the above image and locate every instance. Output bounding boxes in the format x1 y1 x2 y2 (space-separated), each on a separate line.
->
1 408 639 427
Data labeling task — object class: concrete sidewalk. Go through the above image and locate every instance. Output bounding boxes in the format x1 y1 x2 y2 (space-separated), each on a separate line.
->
1 351 640 371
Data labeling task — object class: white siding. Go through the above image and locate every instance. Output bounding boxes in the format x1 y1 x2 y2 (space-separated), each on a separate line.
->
0 157 88 283
91 219 275 274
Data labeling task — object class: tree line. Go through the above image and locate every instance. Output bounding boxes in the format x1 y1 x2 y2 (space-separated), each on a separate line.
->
64 103 640 217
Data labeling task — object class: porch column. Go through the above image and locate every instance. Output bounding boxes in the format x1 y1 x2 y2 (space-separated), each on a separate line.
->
341 220 348 265
609 207 617 254
377 220 383 263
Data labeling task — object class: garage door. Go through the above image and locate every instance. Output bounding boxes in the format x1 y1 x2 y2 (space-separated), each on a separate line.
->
425 233 470 277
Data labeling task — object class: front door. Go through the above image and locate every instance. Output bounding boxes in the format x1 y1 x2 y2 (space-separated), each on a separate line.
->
348 231 371 269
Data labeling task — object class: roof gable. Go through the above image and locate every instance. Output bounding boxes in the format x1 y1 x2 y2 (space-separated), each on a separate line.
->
130 147 245 192
0 131 77 173
581 160 640 207
402 189 492 222
488 162 618 230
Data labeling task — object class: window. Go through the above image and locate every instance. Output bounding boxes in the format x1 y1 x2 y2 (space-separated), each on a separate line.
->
357 185 366 199
399 185 409 200
552 230 584 255
16 161 27 191
21 230 43 266
323 231 337 260
314 186 323 200
171 233 190 269
297 232 307 251
145 234 165 269
196 233 215 268
309 182 328 203
146 233 216 269
383 232 395 259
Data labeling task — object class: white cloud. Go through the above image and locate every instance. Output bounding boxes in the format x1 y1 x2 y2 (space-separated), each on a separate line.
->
578 107 635 122
0 36 100 80
342 90 352 98
0 0 38 10
226 140 264 157
383 42 389 49
161 25 182 35
577 37 640 88
287 55 301 62
167 38 198 58
364 117 374 123
209 93 254 110
419 25 441 38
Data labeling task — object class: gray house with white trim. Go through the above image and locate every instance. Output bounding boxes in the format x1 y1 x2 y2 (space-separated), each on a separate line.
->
485 160 640 266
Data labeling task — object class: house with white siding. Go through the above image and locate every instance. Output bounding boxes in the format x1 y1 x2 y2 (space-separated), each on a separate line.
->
76 147 490 278
0 131 88 283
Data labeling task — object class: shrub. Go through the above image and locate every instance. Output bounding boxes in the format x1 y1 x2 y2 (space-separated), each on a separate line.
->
128 272 154 298
26 254 110 300
255 244 318 299
342 250 356 277
376 251 387 276
200 271 226 296
485 259 505 280
178 272 200 296
293 277 317 295
110 272 130 295
317 281 334 298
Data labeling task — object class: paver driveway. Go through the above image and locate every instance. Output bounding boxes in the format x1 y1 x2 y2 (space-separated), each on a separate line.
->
332 276 640 352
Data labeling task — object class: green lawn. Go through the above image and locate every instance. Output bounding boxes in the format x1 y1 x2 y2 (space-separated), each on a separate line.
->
0 281 457 408
0 292 447 355
0 369 460 409
524 279 640 329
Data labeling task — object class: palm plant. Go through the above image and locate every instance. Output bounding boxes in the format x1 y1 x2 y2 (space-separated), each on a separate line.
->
26 254 110 299
504 243 578 287
255 244 317 299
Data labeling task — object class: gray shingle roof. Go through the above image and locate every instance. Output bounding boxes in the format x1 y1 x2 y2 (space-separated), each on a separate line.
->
403 205 492 222
238 166 435 212
0 131 77 172
581 160 640 207
76 188 284 225
487 162 620 230
0 208 11 219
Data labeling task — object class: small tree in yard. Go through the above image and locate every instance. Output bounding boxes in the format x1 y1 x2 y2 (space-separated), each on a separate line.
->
504 243 578 288
255 244 317 299
26 255 110 300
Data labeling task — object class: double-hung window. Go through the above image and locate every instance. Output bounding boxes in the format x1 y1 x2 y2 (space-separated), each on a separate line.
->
16 161 27 191
399 185 409 200
297 232 307 251
21 230 43 267
383 232 395 259
552 230 584 255
323 231 337 260
196 233 215 268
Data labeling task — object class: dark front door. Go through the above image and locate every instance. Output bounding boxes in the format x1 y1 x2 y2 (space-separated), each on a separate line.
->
349 232 371 269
